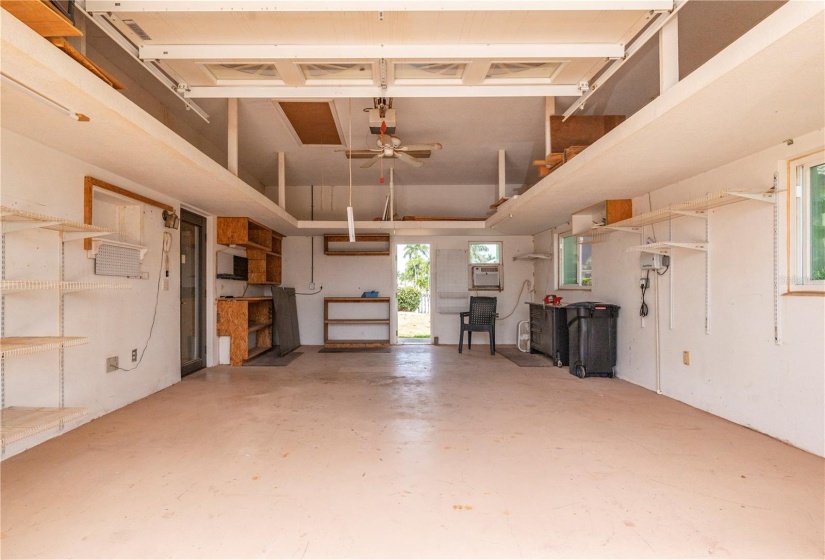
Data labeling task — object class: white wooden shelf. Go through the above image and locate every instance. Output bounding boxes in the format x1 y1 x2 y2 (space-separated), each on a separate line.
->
0 336 89 358
513 253 552 261
0 280 130 293
1 407 88 447
592 189 776 234
0 206 113 240
625 242 708 255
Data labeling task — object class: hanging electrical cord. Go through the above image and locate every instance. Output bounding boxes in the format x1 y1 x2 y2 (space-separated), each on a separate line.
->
116 231 168 372
496 279 531 320
640 269 651 317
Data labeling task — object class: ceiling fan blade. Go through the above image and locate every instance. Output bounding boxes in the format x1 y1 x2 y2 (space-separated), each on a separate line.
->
395 151 424 168
398 143 442 152
361 154 383 168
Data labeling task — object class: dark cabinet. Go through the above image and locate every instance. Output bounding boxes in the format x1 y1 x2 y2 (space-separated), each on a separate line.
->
528 303 569 367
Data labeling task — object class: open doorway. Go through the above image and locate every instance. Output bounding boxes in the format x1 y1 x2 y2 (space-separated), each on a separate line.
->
395 243 431 344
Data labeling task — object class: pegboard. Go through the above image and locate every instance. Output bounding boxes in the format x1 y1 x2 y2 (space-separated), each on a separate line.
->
95 243 142 277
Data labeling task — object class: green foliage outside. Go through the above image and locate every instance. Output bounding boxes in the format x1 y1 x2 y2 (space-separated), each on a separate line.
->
397 286 422 312
398 244 430 291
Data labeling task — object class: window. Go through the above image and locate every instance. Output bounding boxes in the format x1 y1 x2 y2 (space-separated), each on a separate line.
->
558 232 592 289
790 151 825 292
469 242 501 264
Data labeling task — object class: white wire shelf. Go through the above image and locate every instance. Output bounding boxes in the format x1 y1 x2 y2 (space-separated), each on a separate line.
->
625 242 708 255
1 206 114 240
0 280 131 293
0 336 89 358
1 406 88 446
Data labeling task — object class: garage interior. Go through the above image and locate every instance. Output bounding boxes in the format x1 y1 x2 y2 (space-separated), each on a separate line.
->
0 1 823 558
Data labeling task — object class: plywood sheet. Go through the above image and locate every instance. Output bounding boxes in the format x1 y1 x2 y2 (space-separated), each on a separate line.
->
1 0 81 37
549 115 626 153
278 102 341 145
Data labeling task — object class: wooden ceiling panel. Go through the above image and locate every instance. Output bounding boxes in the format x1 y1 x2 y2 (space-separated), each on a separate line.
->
278 101 342 145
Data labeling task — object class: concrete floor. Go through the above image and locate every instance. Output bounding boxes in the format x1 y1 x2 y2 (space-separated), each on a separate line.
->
2 345 823 558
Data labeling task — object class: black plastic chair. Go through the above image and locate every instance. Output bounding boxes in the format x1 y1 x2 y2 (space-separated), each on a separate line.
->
458 296 497 355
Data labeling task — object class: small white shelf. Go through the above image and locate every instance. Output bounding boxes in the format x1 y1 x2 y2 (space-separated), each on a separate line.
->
626 242 708 255
0 336 89 358
0 206 113 240
0 280 131 293
513 253 552 261
1 406 88 447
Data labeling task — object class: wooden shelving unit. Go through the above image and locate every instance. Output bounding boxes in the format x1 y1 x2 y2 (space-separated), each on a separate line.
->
324 234 390 256
217 217 283 285
0 206 117 450
216 297 274 365
324 297 391 348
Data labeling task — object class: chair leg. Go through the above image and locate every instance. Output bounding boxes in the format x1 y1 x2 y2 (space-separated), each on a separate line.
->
467 331 472 350
490 326 496 355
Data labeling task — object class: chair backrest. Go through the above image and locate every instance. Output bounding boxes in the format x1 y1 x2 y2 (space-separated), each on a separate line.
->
469 296 497 325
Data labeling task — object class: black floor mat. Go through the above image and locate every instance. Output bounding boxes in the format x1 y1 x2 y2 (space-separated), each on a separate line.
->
496 347 559 367
244 351 303 367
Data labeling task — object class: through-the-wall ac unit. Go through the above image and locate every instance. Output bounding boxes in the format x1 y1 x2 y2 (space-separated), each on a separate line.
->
471 265 502 290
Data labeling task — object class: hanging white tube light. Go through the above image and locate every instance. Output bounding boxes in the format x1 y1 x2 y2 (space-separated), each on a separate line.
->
347 98 356 242
1 73 89 121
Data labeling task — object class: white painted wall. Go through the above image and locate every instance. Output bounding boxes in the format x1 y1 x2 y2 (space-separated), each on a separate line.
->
533 129 825 457
282 233 535 345
1 129 184 458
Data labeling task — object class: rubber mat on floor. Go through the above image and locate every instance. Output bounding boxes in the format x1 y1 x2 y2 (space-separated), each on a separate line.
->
496 347 558 367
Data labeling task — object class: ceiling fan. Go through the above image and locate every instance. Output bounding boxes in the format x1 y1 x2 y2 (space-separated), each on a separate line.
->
340 135 443 168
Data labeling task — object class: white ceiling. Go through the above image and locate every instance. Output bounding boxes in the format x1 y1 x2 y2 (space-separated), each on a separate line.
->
75 1 675 191
2 1 821 239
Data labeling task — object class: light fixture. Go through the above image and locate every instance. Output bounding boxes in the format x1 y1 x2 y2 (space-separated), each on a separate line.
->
162 209 180 229
1 73 89 121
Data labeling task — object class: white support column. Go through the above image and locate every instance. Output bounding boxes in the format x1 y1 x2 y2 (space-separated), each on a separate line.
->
498 150 506 200
659 15 679 94
278 152 286 209
227 98 239 176
545 96 556 156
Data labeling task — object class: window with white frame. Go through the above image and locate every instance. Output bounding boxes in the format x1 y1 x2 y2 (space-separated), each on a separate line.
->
469 241 501 264
789 151 825 292
557 231 592 289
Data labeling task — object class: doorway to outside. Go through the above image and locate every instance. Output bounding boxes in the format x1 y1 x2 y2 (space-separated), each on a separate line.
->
180 209 206 376
396 243 431 344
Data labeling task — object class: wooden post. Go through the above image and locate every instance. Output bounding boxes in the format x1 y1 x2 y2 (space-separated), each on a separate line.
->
659 16 679 94
545 96 555 155
498 149 506 200
228 98 238 176
278 152 286 208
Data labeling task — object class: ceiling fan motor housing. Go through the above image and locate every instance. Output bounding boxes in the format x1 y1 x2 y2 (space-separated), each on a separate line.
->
369 108 396 134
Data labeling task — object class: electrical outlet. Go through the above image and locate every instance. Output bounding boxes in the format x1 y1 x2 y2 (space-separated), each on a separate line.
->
640 277 649 289
132 349 138 362
106 356 119 372
309 282 316 290
683 351 691 365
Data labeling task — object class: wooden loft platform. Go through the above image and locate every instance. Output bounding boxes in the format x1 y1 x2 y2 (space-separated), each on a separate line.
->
0 0 80 37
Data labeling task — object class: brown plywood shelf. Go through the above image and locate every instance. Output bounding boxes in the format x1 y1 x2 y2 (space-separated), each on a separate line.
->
217 298 273 365
218 217 283 285
324 234 390 256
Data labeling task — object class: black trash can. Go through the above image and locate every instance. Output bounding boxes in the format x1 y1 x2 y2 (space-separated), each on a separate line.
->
566 302 620 379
